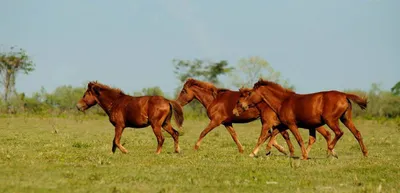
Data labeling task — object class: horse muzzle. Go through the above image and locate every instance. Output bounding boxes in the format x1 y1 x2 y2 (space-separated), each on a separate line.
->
76 103 86 112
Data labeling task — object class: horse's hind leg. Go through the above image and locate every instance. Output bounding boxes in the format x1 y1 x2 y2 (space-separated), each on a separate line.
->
340 109 368 157
315 126 332 156
306 128 316 155
162 121 180 153
112 126 128 154
224 124 244 153
151 123 165 154
325 119 343 158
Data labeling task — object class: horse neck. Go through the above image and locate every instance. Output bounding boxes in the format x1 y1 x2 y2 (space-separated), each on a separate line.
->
259 86 292 112
96 90 124 115
191 87 215 109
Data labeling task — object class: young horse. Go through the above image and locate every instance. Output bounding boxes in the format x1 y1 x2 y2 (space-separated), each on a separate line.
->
76 81 184 154
235 79 368 160
176 78 297 155
233 87 332 158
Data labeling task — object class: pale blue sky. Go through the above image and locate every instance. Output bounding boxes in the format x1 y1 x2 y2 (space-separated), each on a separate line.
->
1 0 399 97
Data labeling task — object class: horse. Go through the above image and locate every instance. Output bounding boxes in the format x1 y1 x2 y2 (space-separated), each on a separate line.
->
76 81 184 154
233 87 332 158
176 78 299 156
234 78 368 160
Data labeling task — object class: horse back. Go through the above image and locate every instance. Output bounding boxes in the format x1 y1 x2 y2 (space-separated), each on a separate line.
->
281 90 349 127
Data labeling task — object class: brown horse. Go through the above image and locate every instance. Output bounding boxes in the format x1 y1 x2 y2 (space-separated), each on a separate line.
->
176 78 299 155
234 79 368 160
233 87 332 158
76 81 184 154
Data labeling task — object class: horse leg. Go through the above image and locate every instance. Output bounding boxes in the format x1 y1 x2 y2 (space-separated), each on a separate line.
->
265 128 287 156
112 126 128 154
151 123 165 154
162 121 180 153
306 128 316 155
194 120 220 151
224 124 244 153
340 109 368 157
250 123 273 157
287 124 308 160
315 126 332 156
280 129 295 157
325 119 343 158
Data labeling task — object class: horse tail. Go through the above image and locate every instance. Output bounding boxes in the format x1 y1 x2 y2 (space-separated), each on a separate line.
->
169 100 184 129
345 93 368 110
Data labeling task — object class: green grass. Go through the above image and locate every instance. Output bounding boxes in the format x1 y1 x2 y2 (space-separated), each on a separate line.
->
0 116 399 193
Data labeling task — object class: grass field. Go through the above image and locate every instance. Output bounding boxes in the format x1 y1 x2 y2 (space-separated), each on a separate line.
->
0 116 399 193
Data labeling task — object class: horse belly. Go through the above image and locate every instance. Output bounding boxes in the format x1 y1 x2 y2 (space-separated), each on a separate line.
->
296 121 324 129
125 116 150 128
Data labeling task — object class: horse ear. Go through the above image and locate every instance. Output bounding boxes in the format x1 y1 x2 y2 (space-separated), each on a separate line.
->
91 85 101 95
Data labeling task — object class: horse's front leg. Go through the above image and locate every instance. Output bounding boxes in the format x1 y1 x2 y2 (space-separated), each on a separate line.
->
111 125 128 154
265 128 287 156
194 119 221 151
287 124 308 160
250 123 273 157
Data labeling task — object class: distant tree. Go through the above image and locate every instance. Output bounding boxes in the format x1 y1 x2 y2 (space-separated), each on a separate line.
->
229 56 294 90
0 46 35 111
391 81 400 96
173 59 233 86
45 85 86 111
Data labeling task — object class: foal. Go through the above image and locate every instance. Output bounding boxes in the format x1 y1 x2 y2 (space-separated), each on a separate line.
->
235 79 368 160
76 81 184 154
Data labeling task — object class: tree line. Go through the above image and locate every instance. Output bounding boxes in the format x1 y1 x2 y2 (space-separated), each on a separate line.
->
1 46 399 119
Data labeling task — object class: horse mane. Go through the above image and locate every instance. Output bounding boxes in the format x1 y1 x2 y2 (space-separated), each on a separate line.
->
184 78 232 97
253 79 295 95
238 87 252 93
89 81 126 95
184 78 216 93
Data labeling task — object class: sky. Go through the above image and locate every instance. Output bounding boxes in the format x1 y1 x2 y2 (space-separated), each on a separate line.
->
1 0 399 97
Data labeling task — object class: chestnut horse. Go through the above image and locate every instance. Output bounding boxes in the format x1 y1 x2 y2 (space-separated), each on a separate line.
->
176 78 296 155
76 81 184 154
234 79 368 160
233 87 332 158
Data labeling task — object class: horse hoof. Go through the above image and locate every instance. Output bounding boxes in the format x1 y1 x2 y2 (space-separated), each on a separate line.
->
249 153 256 157
266 151 271 156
